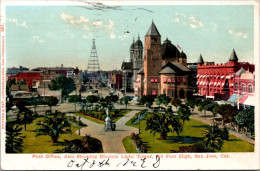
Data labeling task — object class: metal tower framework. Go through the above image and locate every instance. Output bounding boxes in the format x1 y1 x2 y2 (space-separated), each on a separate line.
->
87 39 100 72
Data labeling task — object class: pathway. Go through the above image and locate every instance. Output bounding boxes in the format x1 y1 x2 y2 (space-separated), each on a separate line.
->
67 110 139 153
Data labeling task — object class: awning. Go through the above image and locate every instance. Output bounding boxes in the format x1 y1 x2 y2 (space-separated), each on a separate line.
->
214 82 217 86
228 94 244 103
239 95 248 104
244 96 255 106
167 78 171 82
221 83 225 87
196 74 200 78
226 76 231 79
209 82 213 86
228 94 238 102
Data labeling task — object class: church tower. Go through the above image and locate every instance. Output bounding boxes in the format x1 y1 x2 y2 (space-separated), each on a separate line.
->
132 35 143 83
143 21 162 96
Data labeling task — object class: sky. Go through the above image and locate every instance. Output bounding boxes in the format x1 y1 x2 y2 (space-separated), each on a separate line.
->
6 5 254 71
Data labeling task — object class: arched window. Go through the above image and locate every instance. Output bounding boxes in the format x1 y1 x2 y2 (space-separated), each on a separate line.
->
235 83 238 90
248 85 253 93
241 84 245 93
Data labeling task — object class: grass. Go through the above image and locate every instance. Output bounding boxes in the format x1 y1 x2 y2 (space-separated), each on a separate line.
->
112 110 131 122
74 110 131 124
125 115 254 153
20 116 101 153
122 136 138 153
74 112 104 124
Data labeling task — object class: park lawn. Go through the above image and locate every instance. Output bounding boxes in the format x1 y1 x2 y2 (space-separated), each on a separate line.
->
74 112 105 124
125 116 254 153
122 136 138 153
21 117 83 153
74 110 131 124
112 110 131 122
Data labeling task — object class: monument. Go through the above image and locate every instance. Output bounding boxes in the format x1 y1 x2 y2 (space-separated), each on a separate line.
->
105 108 112 131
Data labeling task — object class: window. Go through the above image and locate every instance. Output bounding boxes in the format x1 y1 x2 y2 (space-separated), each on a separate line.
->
241 84 245 93
235 83 238 90
154 78 158 83
248 85 253 93
167 78 171 83
152 89 157 95
151 37 157 42
172 78 175 83
163 77 167 83
151 78 154 83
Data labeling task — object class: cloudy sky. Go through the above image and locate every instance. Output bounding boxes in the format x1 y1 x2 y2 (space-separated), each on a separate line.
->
6 5 254 71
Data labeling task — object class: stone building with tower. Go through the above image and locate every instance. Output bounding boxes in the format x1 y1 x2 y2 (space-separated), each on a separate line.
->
134 21 193 99
121 36 144 92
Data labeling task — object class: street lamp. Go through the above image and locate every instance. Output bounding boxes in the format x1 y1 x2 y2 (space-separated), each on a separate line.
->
78 116 81 135
138 114 141 134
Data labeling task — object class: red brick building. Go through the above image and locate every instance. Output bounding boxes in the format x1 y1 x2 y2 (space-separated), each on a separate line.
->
197 50 254 100
8 71 42 89
109 73 123 90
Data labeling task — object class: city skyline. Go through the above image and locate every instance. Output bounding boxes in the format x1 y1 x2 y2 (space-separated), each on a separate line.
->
6 5 254 71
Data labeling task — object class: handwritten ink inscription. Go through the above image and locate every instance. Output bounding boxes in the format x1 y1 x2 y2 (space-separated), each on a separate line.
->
66 155 161 169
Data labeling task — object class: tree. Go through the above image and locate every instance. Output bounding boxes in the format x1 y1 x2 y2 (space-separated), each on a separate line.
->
156 95 171 108
235 108 254 135
120 96 132 109
177 104 192 126
170 98 182 108
202 124 224 152
36 112 71 144
55 135 103 153
17 80 27 85
16 107 35 131
6 101 14 112
145 113 183 140
86 95 99 110
6 123 24 153
44 96 59 114
105 95 118 103
68 95 82 111
139 95 155 107
204 102 217 117
29 97 42 115
48 75 76 99
15 100 29 111
217 104 238 125
185 99 196 112
6 79 16 99
198 99 211 117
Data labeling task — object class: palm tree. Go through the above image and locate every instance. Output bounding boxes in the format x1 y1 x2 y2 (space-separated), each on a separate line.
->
202 124 224 152
145 113 183 140
16 108 35 131
177 104 192 126
120 96 132 109
36 112 71 144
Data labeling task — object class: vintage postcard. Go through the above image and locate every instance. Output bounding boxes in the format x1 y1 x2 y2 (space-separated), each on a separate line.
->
0 0 259 170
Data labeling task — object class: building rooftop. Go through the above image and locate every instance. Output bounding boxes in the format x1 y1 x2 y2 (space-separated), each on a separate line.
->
145 21 161 37
159 62 191 74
